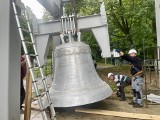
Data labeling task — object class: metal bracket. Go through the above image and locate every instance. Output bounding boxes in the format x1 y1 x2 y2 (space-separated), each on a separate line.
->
100 2 107 25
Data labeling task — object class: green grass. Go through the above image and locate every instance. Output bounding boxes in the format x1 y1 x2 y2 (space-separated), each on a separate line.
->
34 59 53 77
97 62 113 67
97 65 133 94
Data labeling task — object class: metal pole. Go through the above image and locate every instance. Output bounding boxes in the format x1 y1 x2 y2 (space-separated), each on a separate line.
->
155 0 160 89
71 0 78 36
143 39 148 108
69 15 73 33
157 47 160 88
72 14 76 33
105 58 107 64
61 17 64 34
60 34 65 43
77 31 81 42
64 17 68 34
68 31 72 42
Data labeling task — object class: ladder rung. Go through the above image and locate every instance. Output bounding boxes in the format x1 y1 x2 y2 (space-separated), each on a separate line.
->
25 41 33 44
22 28 31 33
33 66 43 69
34 67 39 69
40 92 46 97
30 54 38 57
34 92 46 98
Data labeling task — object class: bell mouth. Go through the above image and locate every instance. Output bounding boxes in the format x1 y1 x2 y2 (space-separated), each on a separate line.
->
51 83 112 107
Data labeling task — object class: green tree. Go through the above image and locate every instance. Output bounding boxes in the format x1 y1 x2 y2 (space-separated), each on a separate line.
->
75 0 107 61
41 9 54 59
62 0 156 61
42 9 53 22
20 6 36 54
75 0 156 60
106 0 155 51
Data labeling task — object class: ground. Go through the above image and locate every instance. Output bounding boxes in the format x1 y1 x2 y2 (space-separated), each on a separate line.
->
22 95 160 120
21 65 160 120
56 96 160 120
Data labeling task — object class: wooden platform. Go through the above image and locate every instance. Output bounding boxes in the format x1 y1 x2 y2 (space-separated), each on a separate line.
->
75 108 160 120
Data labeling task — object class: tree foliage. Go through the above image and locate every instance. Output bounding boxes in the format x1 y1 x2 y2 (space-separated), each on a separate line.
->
106 0 155 51
20 6 35 54
73 0 156 60
40 0 155 60
42 9 53 22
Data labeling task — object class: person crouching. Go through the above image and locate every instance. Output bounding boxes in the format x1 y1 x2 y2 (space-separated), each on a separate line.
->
108 73 131 101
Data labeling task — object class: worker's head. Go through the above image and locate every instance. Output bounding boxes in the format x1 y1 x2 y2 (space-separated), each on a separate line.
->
108 73 114 80
128 49 137 57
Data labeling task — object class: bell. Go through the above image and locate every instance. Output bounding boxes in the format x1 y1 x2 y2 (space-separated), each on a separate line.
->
47 42 112 107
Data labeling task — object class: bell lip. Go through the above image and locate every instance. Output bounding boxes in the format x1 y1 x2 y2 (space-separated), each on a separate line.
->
51 86 113 107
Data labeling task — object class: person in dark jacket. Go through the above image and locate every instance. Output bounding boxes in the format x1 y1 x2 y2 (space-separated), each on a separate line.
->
20 55 27 112
116 49 143 108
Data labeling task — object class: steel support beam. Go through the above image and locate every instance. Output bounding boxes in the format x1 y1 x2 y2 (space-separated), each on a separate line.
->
155 0 160 88
35 35 51 65
35 35 61 65
36 14 111 59
92 26 111 58
36 14 106 36
155 0 160 47
0 0 21 119
37 0 61 19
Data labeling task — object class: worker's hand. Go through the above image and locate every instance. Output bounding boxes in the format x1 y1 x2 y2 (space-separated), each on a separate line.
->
115 49 124 56
22 55 27 62
119 51 124 56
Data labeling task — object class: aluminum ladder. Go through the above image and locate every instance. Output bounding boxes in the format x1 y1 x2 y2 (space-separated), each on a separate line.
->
12 1 56 120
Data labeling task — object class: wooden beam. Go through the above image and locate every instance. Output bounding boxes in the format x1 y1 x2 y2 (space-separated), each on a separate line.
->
24 66 32 120
75 108 160 120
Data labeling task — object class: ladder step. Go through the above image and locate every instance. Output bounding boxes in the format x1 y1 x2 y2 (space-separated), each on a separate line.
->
23 40 35 45
34 92 46 98
30 54 38 57
22 28 31 33
40 92 46 97
34 67 39 69
25 41 34 45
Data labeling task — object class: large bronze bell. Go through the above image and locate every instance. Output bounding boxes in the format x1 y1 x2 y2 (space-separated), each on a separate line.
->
47 41 112 107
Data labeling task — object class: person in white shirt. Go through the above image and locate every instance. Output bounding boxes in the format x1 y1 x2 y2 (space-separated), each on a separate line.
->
108 73 131 101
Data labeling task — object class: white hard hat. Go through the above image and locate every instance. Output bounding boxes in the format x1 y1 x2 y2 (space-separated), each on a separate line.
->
108 73 113 78
128 49 137 54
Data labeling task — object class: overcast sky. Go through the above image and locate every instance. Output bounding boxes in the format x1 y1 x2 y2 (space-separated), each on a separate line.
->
21 0 44 19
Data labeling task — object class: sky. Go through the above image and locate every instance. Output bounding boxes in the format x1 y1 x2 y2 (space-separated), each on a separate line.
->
21 0 44 19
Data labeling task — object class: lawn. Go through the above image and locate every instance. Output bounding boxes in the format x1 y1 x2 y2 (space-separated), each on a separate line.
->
34 59 53 78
